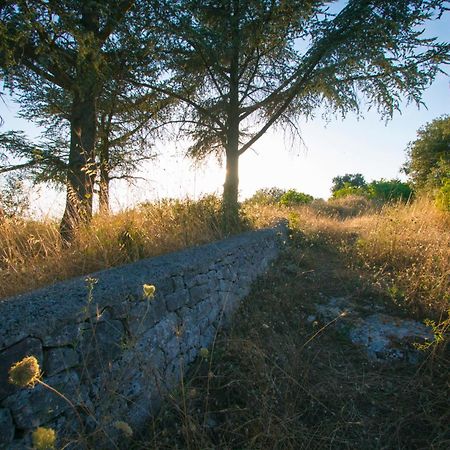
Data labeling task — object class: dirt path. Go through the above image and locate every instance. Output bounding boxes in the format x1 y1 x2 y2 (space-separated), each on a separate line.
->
135 228 449 449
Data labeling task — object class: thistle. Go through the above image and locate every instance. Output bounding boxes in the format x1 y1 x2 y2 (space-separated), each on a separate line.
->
8 356 41 388
32 427 56 450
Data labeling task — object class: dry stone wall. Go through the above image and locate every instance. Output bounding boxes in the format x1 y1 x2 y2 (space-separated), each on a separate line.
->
0 223 286 449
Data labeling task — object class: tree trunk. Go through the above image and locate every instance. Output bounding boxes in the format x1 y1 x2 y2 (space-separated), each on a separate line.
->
222 1 241 233
60 91 97 243
222 123 240 232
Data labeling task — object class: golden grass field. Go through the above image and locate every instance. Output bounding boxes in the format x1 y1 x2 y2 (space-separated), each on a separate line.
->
1 195 448 449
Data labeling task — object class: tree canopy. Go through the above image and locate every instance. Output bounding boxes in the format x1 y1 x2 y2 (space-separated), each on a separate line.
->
1 0 449 235
331 173 367 192
0 0 163 240
403 115 450 190
138 0 449 229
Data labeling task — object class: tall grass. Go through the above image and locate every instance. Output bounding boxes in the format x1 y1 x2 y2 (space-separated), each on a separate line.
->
136 196 449 449
350 197 449 319
0 196 227 299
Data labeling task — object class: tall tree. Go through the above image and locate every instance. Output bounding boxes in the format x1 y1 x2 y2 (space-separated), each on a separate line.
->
0 0 153 241
141 0 449 230
403 115 450 190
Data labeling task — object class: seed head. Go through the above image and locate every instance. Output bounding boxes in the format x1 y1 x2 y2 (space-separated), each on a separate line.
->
143 284 156 299
9 356 41 388
114 420 133 437
32 427 56 450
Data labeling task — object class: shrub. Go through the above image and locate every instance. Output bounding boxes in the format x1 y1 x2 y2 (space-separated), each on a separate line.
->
435 179 450 211
245 187 287 205
279 189 313 206
332 183 368 199
368 179 413 203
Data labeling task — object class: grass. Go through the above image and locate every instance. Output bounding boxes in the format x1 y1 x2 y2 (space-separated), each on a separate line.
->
0 196 229 299
1 194 448 448
132 196 449 449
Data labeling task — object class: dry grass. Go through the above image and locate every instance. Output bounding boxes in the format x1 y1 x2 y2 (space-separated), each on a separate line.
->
0 196 228 299
133 197 449 450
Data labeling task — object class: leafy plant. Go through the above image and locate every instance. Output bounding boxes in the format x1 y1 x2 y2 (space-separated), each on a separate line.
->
279 189 313 206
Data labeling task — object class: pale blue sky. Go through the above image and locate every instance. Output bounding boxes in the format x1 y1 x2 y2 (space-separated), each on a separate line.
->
1 4 449 216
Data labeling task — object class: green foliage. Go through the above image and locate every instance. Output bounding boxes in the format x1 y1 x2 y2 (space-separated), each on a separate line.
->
331 179 413 204
368 179 413 203
331 174 367 193
279 189 313 206
245 188 287 205
332 183 368 199
404 115 450 190
435 179 450 211
0 174 30 218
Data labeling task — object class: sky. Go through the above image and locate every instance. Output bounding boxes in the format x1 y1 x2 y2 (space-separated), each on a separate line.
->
0 5 449 218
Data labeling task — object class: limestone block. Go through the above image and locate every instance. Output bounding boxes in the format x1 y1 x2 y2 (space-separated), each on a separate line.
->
3 371 81 429
0 408 14 448
127 298 167 337
171 275 185 291
189 284 211 304
44 347 80 377
165 289 189 312
42 323 88 347
77 320 124 373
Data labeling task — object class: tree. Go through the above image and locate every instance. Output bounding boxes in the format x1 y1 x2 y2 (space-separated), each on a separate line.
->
3 72 173 214
141 0 449 230
0 0 156 241
368 179 413 202
403 115 450 190
331 173 367 193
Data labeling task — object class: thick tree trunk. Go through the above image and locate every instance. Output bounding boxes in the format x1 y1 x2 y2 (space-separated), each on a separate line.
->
60 91 97 243
222 123 240 232
222 2 241 233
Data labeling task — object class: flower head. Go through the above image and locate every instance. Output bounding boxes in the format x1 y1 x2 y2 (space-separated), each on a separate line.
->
9 356 41 388
32 427 56 450
200 347 209 359
143 284 156 299
113 420 133 437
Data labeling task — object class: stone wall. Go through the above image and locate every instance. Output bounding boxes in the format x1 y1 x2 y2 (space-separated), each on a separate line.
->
0 223 286 449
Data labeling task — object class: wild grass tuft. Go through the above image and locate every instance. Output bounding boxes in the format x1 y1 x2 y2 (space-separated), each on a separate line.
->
0 196 228 299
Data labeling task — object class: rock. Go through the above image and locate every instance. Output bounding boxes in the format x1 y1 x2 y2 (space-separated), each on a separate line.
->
3 371 82 429
44 347 80 377
349 313 434 363
0 408 14 448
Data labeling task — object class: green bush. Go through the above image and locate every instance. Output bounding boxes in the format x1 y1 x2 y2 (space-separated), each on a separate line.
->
368 179 413 203
332 183 368 199
279 189 314 206
245 188 287 205
435 179 450 211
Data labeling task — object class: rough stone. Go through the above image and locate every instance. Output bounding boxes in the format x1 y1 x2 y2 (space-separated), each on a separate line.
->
349 313 434 363
77 320 124 373
44 347 80 377
41 323 88 347
0 337 43 401
165 289 189 312
0 408 14 448
3 370 81 429
188 284 211 303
